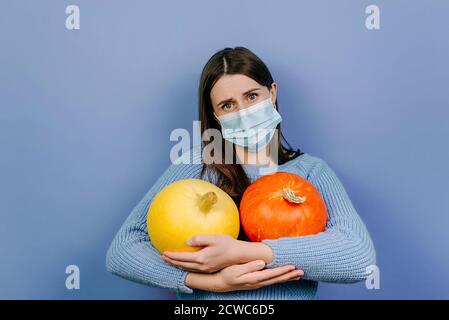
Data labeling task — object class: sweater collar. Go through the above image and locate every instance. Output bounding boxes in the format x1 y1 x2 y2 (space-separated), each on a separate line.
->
242 153 308 177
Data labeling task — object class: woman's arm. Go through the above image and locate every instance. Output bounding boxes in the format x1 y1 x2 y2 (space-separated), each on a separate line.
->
261 158 377 283
105 162 203 294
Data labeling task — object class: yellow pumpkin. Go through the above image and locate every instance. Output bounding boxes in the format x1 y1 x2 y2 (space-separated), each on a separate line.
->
147 178 240 253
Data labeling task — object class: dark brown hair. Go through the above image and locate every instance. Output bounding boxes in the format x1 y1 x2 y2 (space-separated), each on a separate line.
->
198 46 303 206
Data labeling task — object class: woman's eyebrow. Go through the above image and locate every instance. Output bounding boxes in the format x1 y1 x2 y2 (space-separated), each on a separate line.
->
217 88 261 107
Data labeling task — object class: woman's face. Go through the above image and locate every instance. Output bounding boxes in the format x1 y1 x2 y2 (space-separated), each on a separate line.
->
210 74 277 117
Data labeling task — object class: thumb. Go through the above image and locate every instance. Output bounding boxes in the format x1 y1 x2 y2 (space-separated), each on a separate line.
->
187 234 215 246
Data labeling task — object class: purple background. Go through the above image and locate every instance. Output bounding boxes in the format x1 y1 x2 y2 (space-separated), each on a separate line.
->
1 0 448 299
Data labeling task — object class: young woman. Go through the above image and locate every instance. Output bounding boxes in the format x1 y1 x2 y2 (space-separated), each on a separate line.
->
106 47 376 300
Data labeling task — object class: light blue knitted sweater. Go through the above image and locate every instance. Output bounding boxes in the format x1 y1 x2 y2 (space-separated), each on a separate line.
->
105 147 376 299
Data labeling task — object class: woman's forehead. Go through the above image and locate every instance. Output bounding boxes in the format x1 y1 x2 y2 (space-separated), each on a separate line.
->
210 74 262 103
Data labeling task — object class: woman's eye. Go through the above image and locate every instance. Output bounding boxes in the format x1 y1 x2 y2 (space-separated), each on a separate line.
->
248 93 258 101
222 103 232 111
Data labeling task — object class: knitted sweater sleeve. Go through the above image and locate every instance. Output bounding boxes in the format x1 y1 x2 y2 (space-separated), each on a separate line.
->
261 158 377 283
105 163 202 294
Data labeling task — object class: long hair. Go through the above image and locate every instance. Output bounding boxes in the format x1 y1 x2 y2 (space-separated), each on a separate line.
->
198 46 303 206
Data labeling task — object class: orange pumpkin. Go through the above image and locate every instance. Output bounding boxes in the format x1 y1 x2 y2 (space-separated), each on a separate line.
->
239 172 328 242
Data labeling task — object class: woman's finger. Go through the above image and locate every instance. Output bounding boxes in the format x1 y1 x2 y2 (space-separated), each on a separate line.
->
163 251 199 263
188 234 221 246
257 270 303 287
232 260 267 277
162 255 203 271
239 265 296 283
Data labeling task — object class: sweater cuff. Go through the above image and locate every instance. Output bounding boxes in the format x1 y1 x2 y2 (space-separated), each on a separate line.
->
261 239 287 269
175 269 194 294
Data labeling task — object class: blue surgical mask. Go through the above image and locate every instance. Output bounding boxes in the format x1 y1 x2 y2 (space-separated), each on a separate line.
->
215 96 282 151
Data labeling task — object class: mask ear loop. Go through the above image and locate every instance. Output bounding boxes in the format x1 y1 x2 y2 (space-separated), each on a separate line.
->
268 88 277 109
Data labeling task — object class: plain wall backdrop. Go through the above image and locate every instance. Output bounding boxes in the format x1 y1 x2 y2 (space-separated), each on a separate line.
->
1 0 448 299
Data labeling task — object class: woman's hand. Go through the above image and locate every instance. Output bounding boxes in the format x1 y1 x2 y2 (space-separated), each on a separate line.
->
162 234 243 273
185 260 304 293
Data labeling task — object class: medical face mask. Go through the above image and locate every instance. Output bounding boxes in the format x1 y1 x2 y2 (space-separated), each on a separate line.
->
215 96 282 151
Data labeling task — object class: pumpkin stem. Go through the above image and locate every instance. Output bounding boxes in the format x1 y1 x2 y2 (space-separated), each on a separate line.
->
199 191 217 212
282 188 306 204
